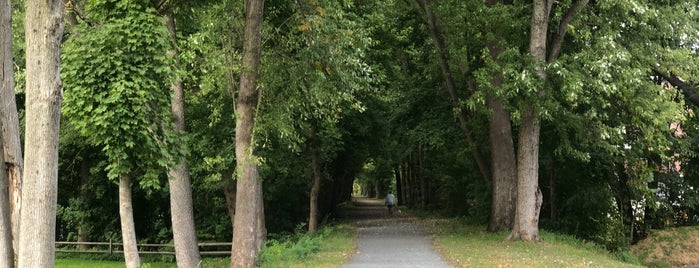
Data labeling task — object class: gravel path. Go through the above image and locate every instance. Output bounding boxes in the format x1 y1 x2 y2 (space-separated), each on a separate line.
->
341 197 453 268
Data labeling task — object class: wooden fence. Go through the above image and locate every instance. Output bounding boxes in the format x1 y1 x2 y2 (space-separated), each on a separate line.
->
56 240 232 256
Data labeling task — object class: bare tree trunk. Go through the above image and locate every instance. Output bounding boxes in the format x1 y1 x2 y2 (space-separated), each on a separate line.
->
119 174 141 268
17 0 63 266
0 130 12 268
1 0 22 258
308 133 322 233
163 9 202 268
231 0 265 266
507 105 544 242
487 93 517 232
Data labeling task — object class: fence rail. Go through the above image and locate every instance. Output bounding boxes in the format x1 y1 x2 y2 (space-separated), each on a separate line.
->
55 240 232 256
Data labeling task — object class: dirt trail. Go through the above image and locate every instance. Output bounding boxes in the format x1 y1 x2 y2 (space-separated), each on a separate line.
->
341 197 452 268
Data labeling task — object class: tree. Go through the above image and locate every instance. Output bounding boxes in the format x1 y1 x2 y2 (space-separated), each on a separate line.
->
61 1 175 267
162 5 201 267
258 0 375 233
507 0 588 242
1 0 23 258
17 0 63 266
0 123 12 268
414 0 490 182
230 0 265 266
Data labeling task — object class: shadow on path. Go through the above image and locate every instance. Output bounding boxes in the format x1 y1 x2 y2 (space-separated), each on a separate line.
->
340 197 452 268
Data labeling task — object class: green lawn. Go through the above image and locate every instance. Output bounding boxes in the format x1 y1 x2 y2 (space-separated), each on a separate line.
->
428 219 643 268
55 224 355 268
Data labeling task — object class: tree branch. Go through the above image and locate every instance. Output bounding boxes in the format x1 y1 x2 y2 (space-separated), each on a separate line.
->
413 0 492 181
547 0 589 63
652 68 699 107
65 0 92 26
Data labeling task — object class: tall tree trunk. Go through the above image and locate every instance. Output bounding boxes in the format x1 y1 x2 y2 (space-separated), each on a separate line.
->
308 133 322 233
118 174 141 268
231 0 265 266
487 93 517 232
485 0 517 232
507 105 543 242
506 0 587 242
17 0 63 266
163 9 202 268
1 0 22 258
415 0 491 182
0 130 12 268
507 0 549 242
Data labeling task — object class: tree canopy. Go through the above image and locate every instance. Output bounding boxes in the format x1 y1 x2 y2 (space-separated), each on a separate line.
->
2 0 699 265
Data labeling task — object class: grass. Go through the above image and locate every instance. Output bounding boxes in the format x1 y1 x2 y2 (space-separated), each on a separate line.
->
55 258 175 268
427 219 644 268
258 224 356 268
631 226 699 267
55 224 355 268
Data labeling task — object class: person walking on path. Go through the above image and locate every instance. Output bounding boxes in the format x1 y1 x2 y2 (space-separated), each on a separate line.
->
385 192 396 215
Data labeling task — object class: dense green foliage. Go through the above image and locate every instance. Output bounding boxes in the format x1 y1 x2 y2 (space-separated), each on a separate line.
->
5 0 699 258
62 0 177 182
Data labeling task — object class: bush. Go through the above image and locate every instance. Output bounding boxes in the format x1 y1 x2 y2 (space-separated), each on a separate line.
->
258 226 332 266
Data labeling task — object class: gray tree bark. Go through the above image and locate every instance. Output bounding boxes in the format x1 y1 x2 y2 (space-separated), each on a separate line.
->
0 125 12 268
231 0 265 266
18 0 64 266
487 93 517 232
507 0 587 242
507 0 549 242
163 9 202 268
485 0 517 233
1 0 22 258
119 174 141 268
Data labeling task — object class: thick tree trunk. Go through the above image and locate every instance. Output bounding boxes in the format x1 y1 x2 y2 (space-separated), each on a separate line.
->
487 93 517 232
0 131 12 268
507 0 548 242
118 174 141 268
484 0 518 231
1 0 22 258
168 162 201 267
308 143 322 233
507 105 543 242
231 0 265 267
17 0 63 266
164 9 202 268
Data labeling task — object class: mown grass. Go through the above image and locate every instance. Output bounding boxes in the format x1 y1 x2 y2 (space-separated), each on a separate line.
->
428 219 644 268
55 224 355 268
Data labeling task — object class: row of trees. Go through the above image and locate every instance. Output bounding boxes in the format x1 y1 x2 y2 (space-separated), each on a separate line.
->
2 0 699 267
